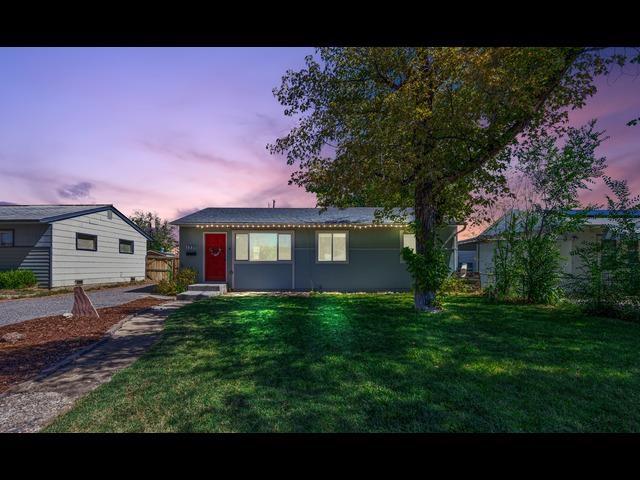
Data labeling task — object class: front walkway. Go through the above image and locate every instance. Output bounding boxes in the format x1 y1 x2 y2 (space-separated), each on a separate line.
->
0 300 188 433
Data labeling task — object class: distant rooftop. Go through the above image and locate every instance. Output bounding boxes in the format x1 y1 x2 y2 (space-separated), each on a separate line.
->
567 209 640 217
171 207 413 226
0 204 152 240
478 209 640 239
0 204 111 222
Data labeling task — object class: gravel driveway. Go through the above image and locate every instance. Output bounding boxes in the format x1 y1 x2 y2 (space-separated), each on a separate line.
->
0 285 163 327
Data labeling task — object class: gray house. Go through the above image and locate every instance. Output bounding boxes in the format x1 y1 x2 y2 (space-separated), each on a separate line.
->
0 205 151 288
172 208 460 291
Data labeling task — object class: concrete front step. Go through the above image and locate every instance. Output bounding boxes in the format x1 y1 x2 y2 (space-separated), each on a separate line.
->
187 283 228 293
176 290 223 301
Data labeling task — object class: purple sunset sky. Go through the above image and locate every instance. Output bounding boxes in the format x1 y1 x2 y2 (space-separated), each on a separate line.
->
1 47 638 237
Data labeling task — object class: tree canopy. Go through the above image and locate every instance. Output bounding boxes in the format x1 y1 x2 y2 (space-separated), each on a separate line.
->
129 211 177 252
269 48 624 309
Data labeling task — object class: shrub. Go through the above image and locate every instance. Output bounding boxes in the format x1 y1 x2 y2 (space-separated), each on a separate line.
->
175 268 197 293
0 269 38 289
155 279 177 296
154 268 198 296
441 275 481 296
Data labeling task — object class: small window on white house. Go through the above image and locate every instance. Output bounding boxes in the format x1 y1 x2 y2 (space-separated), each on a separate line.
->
235 232 292 262
119 239 134 254
403 233 416 252
76 233 97 251
0 229 14 247
317 232 348 262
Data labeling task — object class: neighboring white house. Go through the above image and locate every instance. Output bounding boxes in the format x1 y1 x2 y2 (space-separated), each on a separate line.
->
0 205 151 288
475 210 640 288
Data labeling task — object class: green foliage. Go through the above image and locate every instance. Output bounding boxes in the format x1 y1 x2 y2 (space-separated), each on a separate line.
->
0 269 38 289
569 177 640 320
440 275 480 296
176 268 197 292
129 211 177 252
155 280 177 296
401 242 449 296
488 122 607 304
155 268 197 296
269 48 620 309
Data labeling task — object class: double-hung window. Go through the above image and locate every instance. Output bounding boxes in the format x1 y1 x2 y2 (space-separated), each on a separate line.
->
317 232 347 263
235 232 292 262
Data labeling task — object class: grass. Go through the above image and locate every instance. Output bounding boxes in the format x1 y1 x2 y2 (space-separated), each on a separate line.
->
46 293 640 432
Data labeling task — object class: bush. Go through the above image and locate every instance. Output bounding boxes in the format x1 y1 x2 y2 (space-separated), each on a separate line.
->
0 269 38 289
155 279 177 296
441 275 480 296
154 268 198 296
175 268 197 292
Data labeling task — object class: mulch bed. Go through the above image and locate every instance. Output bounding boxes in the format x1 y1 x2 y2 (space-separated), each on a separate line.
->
0 297 165 393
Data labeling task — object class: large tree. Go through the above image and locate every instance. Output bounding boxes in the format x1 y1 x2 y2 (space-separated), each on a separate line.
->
270 48 618 310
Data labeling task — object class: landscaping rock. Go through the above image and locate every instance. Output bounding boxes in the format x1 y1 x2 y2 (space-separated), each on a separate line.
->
71 287 99 318
1 332 25 343
62 313 73 319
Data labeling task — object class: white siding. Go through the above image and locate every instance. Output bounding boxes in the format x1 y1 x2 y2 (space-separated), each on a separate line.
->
50 210 147 287
478 241 495 288
478 227 606 289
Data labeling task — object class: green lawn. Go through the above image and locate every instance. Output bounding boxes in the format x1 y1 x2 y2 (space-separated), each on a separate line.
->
46 294 640 432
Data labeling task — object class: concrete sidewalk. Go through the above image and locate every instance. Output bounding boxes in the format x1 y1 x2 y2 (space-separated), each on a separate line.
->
0 300 189 433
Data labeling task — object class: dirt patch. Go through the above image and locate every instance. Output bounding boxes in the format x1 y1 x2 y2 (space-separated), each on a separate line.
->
0 297 164 393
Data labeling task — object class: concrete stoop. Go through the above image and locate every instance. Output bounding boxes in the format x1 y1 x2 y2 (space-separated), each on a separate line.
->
177 283 227 301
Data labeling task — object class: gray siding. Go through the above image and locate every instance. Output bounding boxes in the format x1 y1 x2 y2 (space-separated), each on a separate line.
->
179 225 458 292
19 248 51 287
292 229 412 291
50 210 147 287
0 224 52 287
235 263 293 290
179 228 233 283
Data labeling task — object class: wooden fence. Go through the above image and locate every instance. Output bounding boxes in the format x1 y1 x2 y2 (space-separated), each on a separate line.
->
146 252 179 283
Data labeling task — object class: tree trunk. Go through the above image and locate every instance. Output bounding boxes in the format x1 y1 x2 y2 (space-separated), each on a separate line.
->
414 181 439 311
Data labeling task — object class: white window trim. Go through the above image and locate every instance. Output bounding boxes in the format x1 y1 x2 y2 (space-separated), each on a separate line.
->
233 231 294 264
315 231 349 264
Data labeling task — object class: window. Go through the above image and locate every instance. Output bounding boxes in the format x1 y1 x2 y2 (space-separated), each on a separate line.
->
278 234 292 261
402 233 416 252
317 232 347 262
119 239 134 254
76 232 97 251
235 233 249 261
0 229 14 247
400 233 416 263
235 232 292 262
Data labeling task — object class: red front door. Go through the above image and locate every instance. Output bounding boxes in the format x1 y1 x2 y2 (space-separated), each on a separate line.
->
205 233 226 281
